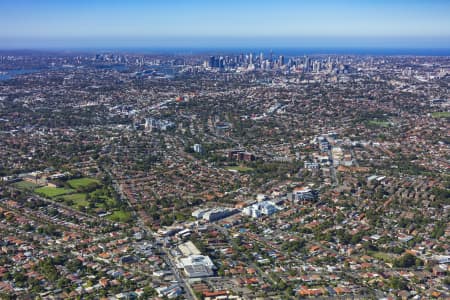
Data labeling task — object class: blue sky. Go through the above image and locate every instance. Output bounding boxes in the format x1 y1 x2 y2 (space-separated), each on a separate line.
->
1 0 450 49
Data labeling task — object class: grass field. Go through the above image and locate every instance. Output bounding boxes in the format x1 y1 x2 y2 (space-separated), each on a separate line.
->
226 166 254 172
13 181 39 191
62 193 89 207
67 178 100 189
31 177 131 223
107 210 132 222
35 187 75 198
368 251 395 263
431 111 450 118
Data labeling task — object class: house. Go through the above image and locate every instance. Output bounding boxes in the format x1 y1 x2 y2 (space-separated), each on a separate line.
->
432 265 446 276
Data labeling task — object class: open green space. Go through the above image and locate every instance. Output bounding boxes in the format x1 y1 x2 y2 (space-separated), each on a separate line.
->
30 177 132 223
368 251 395 263
62 193 89 207
107 210 132 222
226 165 254 172
35 187 75 198
13 181 40 191
431 111 450 118
67 177 100 189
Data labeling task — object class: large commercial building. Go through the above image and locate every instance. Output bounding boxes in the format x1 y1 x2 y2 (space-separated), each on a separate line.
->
243 200 280 218
144 117 175 132
288 187 319 202
179 255 215 278
177 241 215 278
192 208 239 222
178 241 201 256
228 150 256 162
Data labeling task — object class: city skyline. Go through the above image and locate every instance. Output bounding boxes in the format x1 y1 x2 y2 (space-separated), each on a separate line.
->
1 0 450 50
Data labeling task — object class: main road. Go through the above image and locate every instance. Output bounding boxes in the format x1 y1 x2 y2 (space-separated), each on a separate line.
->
104 166 197 300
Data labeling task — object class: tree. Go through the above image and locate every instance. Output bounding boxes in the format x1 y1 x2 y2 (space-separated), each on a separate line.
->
431 221 446 239
140 286 157 298
394 253 422 268
38 257 59 282
281 239 306 253
389 276 408 290
217 265 226 277
13 272 27 287
350 231 364 245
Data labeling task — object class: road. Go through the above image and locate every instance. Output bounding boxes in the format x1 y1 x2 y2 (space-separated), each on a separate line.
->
328 149 339 186
349 147 360 167
104 167 197 300
161 247 197 300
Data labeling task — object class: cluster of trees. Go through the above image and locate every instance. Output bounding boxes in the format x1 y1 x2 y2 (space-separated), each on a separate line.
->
389 276 408 290
431 187 450 207
247 161 303 183
332 229 365 245
191 235 208 253
74 182 100 194
393 253 423 268
37 224 62 237
37 257 60 282
430 221 446 239
281 239 306 253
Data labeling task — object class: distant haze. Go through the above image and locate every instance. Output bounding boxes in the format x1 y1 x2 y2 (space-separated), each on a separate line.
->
1 0 449 50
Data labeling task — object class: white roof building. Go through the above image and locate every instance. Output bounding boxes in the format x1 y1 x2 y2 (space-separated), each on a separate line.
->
179 255 215 278
177 241 215 278
243 200 280 218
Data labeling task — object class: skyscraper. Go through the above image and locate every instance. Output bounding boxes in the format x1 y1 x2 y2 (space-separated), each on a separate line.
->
313 60 321 73
209 56 216 68
304 56 310 72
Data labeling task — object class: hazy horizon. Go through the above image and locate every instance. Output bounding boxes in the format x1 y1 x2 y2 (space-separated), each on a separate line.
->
2 36 450 51
1 0 450 51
